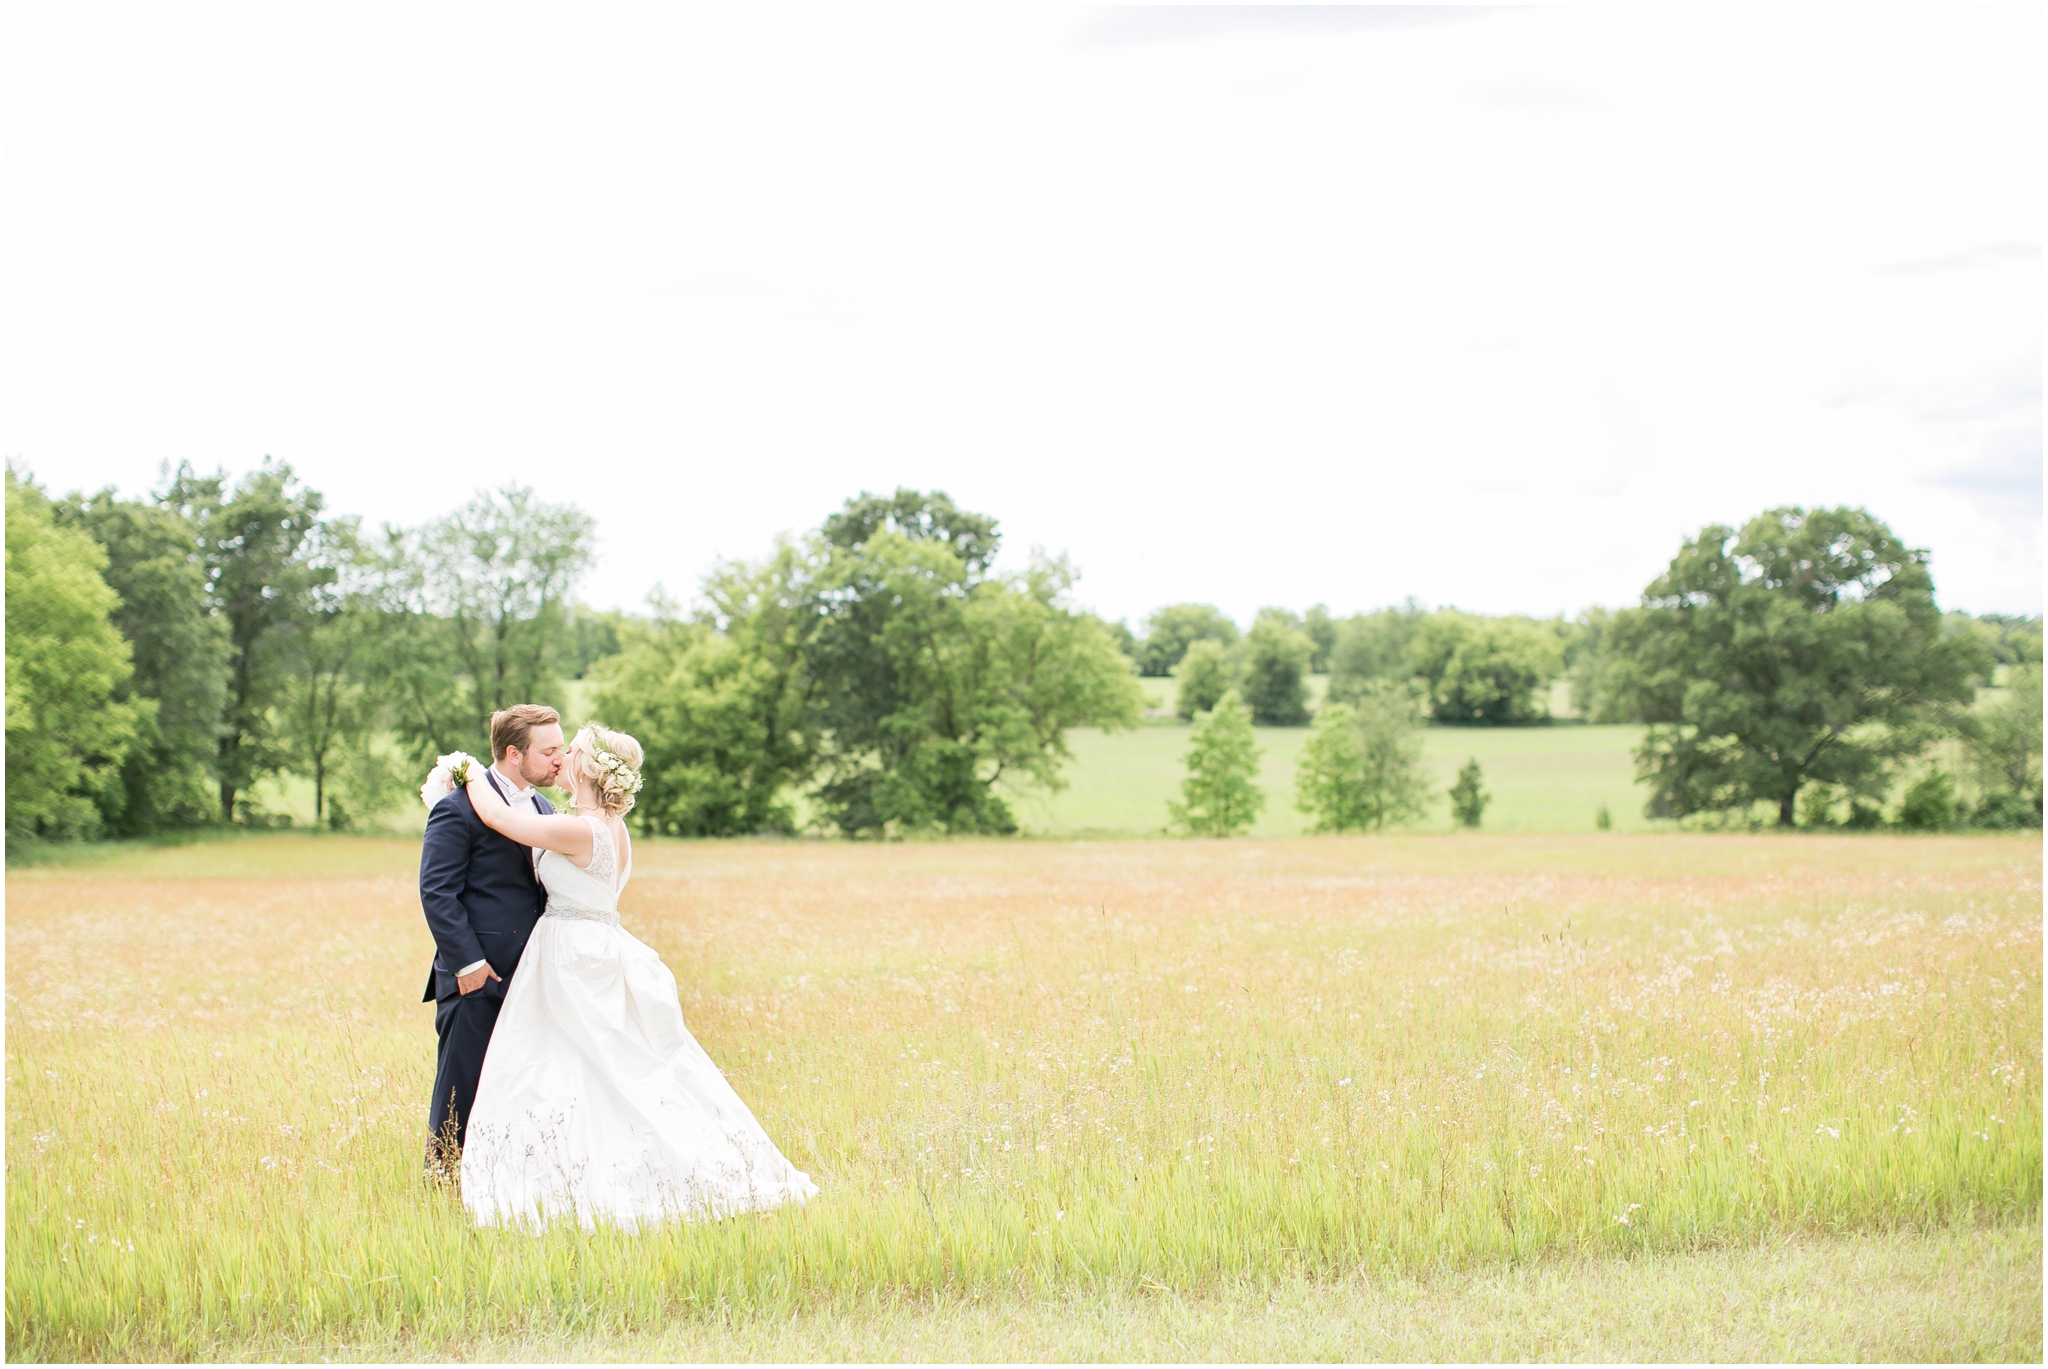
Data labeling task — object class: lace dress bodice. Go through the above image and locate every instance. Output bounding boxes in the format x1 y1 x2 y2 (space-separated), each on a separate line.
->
538 815 631 927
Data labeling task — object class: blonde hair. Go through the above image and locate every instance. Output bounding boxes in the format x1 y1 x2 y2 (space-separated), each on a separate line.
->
564 723 644 817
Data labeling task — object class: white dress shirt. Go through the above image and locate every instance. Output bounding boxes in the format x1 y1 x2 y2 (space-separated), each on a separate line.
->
456 765 543 981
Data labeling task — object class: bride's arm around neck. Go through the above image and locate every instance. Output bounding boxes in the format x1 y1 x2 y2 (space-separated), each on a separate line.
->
464 776 598 865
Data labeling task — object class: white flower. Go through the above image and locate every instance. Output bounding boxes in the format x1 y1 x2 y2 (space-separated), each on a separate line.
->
421 751 482 810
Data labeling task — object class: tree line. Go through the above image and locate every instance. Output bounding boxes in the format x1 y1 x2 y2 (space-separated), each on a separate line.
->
7 465 2040 846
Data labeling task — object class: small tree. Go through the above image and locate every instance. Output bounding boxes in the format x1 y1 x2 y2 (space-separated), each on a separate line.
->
1449 758 1490 828
1170 689 1264 836
1294 684 1428 833
1174 638 1236 719
1239 611 1313 725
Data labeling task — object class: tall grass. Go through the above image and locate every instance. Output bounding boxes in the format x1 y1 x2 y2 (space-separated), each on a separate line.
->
7 833 2039 1358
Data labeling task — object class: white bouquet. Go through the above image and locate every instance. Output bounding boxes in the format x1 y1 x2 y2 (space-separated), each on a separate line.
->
420 751 483 811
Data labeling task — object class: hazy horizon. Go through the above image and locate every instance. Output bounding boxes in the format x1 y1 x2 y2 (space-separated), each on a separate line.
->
5 6 2039 623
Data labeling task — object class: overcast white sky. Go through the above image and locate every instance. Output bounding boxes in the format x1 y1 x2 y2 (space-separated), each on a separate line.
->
4 5 2040 625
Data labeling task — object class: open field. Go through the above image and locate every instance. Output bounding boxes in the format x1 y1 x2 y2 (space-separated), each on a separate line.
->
249 672 2017 839
9 832 2039 1360
1004 720 1662 837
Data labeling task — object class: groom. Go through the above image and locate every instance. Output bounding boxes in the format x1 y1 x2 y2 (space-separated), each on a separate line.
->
419 703 566 1176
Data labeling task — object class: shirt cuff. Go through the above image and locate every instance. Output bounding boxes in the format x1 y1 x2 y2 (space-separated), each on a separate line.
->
456 959 489 978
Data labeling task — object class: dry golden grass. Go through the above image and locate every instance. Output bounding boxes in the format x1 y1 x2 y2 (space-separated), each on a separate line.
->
6 832 2041 1359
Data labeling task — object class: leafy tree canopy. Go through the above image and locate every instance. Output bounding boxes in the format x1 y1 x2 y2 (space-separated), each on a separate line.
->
5 470 149 843
53 485 228 832
1138 604 1239 678
1295 683 1428 833
1608 506 1990 827
1239 611 1313 725
1405 611 1562 725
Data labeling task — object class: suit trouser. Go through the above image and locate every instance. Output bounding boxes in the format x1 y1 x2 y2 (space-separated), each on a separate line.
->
425 990 502 1172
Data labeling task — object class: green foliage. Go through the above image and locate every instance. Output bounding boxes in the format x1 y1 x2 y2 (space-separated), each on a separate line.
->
1964 663 2042 828
1105 618 1139 663
1448 758 1490 828
5 471 148 843
374 485 595 766
822 487 999 572
1239 611 1313 725
1608 507 1990 827
1173 638 1236 720
1566 607 1637 723
164 461 331 820
1302 604 1336 674
1595 800 1612 831
51 486 228 832
275 519 397 828
1138 604 1239 678
561 605 632 680
1325 601 1424 706
1170 689 1264 836
1406 611 1563 725
1293 684 1429 833
794 492 1142 836
1896 769 1957 831
592 612 806 837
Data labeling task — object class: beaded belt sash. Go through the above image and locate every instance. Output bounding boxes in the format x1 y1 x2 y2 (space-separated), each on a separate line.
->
543 902 621 928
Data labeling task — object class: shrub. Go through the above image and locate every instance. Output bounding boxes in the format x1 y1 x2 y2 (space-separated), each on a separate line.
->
1896 770 1956 831
1449 758 1490 829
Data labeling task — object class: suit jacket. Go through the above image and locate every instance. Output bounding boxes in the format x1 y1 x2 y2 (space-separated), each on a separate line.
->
419 777 556 1004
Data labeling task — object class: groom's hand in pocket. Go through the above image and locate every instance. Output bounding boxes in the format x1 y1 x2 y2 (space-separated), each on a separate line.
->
457 964 502 996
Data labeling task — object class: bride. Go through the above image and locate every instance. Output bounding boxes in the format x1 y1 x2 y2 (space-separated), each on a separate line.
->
456 723 818 1231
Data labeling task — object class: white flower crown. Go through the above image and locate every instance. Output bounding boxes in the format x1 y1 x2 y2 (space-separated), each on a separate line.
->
585 732 644 796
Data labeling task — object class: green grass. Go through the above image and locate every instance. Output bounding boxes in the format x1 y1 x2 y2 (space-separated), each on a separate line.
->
1007 712 1662 837
232 1222 2041 1361
7 832 2038 1359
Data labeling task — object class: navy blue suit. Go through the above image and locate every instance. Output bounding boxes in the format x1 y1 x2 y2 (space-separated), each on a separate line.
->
419 773 554 1168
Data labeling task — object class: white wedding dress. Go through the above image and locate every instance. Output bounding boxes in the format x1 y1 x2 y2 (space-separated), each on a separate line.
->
461 815 818 1231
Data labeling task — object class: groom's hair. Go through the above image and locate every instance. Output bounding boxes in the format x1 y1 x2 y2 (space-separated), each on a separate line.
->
490 704 561 762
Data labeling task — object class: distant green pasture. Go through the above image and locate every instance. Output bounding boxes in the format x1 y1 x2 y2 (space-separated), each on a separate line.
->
1004 717 1660 837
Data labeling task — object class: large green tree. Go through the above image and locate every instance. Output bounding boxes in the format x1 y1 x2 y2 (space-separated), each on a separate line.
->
5 471 149 842
1405 611 1562 725
1608 506 1988 827
275 518 393 827
374 486 595 764
797 495 1141 835
164 461 330 820
53 486 228 832
592 600 809 837
1137 604 1240 678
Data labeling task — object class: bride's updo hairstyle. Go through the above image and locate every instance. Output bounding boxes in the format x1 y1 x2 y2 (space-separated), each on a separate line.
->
564 723 644 817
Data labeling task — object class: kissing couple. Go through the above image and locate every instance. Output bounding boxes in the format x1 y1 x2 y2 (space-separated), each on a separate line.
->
418 703 817 1230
